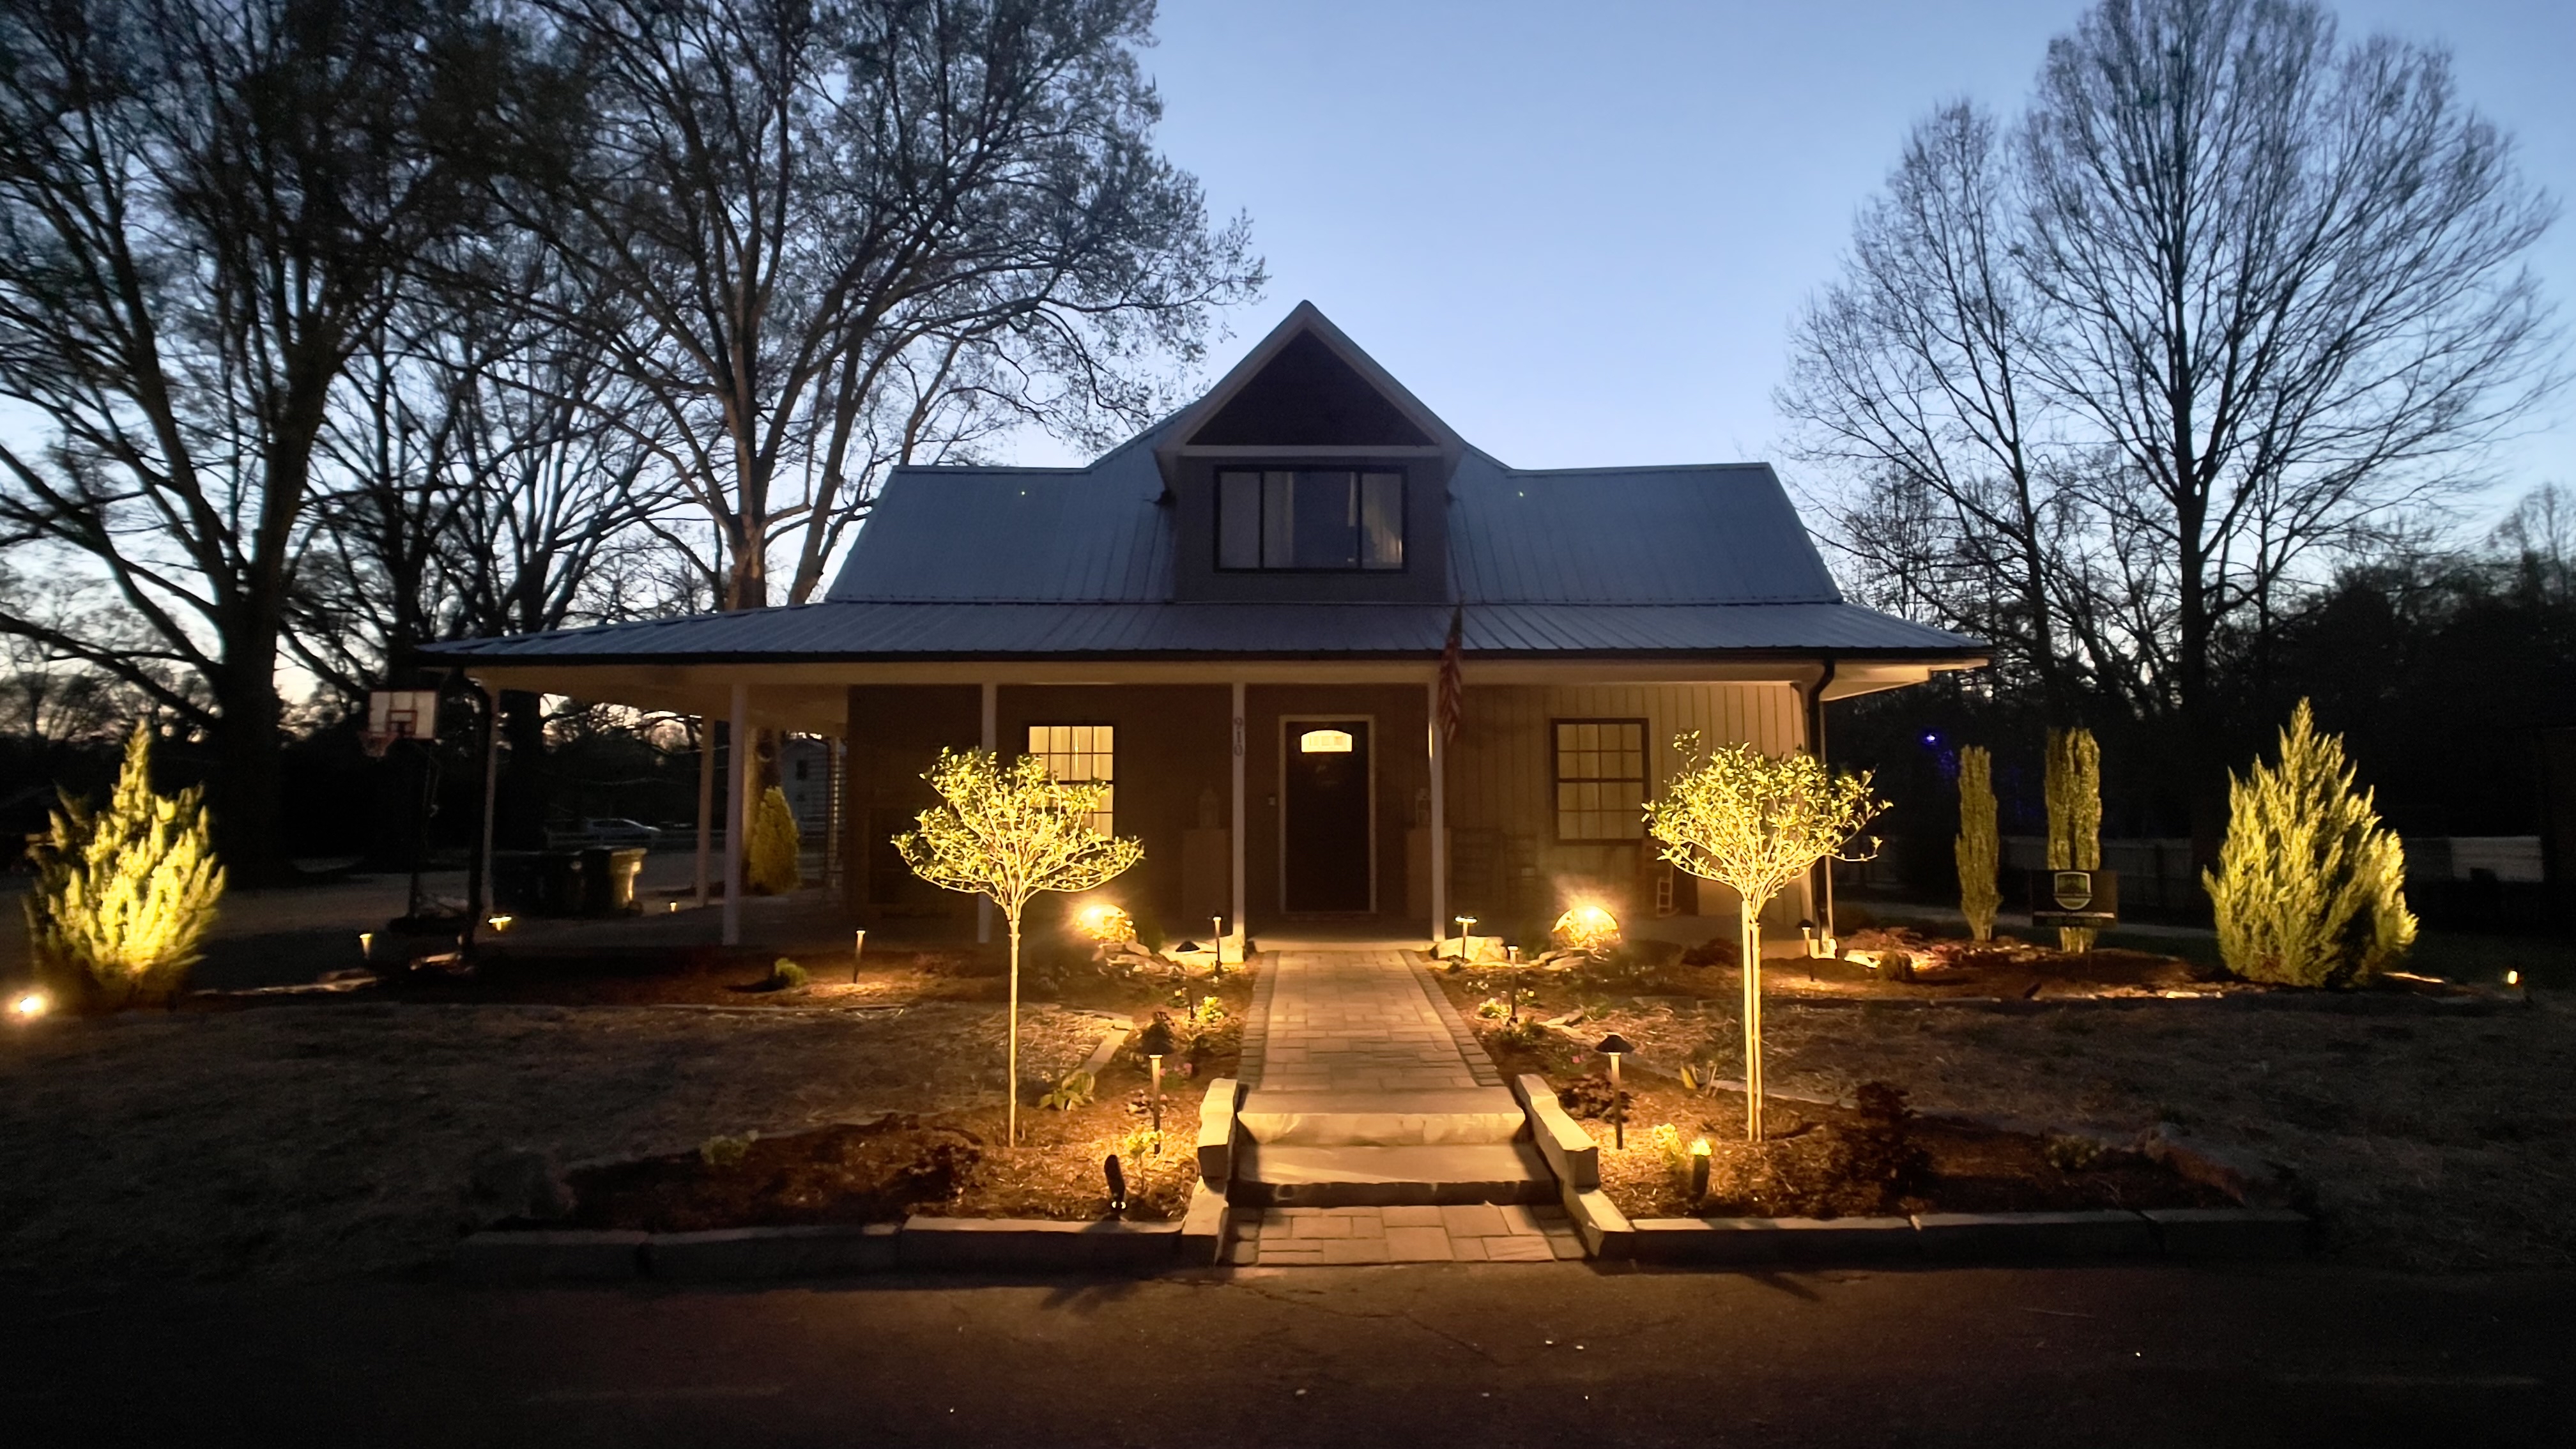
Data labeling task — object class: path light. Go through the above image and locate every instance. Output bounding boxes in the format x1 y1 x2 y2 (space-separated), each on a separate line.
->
486 914 513 933
1139 1015 1177 1135
10 990 48 1022
358 931 374 962
1211 916 1227 977
1689 1137 1712 1201
668 900 679 914
1104 1153 1127 1213
1596 1032 1635 1149
852 928 867 985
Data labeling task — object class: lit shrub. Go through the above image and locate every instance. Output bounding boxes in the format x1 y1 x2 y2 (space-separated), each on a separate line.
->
2203 700 2415 988
747 785 802 894
26 724 226 1011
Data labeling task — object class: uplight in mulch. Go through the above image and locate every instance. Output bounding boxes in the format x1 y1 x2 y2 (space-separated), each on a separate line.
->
10 990 49 1021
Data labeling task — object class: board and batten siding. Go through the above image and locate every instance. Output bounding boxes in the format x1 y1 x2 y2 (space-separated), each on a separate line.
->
1443 683 1813 933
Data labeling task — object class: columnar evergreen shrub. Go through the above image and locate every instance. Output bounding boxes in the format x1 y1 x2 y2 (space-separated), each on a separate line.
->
2204 700 2416 988
747 785 801 894
26 724 227 1010
2043 728 2101 952
1954 745 2000 942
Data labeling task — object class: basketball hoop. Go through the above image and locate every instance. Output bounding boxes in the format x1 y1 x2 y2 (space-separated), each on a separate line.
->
365 689 440 757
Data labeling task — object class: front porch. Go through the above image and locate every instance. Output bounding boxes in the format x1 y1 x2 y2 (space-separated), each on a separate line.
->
456 657 1946 954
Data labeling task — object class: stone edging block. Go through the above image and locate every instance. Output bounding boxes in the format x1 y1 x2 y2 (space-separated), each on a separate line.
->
1627 1208 2311 1265
456 1229 647 1285
1913 1210 2155 1259
1510 1073 1598 1190
647 1223 898 1281
2142 1207 2312 1259
457 1209 1203 1284
1197 1076 1241 1186
896 1216 1181 1271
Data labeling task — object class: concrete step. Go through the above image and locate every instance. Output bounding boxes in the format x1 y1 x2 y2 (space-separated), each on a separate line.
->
1236 1088 1529 1147
1230 1142 1557 1208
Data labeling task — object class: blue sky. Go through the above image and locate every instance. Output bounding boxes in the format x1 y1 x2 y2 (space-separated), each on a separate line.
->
1032 0 2576 529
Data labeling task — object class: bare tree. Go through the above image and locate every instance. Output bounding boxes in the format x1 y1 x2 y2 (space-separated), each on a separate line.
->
1788 0 2561 836
0 0 493 873
495 0 1262 611
293 245 678 702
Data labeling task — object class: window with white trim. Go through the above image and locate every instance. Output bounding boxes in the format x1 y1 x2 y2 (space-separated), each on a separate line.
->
1027 724 1115 834
1216 469 1404 571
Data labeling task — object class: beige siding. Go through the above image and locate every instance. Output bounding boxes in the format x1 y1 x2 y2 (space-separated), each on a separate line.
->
1444 683 1813 937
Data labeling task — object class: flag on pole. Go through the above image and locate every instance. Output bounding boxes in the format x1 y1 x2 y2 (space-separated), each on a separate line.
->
1437 607 1464 746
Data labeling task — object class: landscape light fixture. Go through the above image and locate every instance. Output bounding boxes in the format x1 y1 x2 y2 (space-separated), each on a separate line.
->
486 914 513 933
853 928 867 984
1689 1137 1712 1201
1138 1015 1178 1135
358 931 374 962
1596 1032 1636 1149
1211 915 1227 977
10 991 48 1022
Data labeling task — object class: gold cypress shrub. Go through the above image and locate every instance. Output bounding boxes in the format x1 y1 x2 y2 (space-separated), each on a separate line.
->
2204 700 2416 988
26 723 227 1010
1954 745 2000 942
746 785 802 895
2043 727 2102 952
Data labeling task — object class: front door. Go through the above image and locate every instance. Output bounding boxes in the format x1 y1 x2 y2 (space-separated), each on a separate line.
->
1283 719 1372 912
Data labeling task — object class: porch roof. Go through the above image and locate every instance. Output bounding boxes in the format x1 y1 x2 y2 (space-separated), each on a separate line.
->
420 597 1980 665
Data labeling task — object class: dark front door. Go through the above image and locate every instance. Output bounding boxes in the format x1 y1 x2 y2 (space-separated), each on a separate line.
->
1284 719 1372 912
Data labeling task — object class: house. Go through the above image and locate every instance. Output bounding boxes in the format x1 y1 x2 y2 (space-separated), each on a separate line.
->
427 303 1985 951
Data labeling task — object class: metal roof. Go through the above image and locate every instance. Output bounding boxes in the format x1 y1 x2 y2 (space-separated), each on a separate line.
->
427 599 1975 663
428 303 1982 668
1447 452 1839 604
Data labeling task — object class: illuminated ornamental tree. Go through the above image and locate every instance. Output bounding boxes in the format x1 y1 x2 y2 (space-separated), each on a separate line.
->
2204 700 2416 988
1645 733 1885 1140
1954 744 2000 943
2044 728 2103 952
26 723 227 1011
897 747 1142 1142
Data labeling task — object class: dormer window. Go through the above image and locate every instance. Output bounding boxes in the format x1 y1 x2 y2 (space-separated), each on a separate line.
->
1216 469 1404 571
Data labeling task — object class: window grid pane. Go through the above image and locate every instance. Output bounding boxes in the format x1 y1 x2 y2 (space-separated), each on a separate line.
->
1027 723 1115 835
1552 719 1647 841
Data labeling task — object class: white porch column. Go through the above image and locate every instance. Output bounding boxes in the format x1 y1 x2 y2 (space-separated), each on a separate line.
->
1427 677 1447 949
977 681 997 945
723 680 747 946
694 715 714 908
1229 680 1246 949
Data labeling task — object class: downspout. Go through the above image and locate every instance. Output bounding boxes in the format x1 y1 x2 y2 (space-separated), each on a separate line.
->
1805 658 1837 941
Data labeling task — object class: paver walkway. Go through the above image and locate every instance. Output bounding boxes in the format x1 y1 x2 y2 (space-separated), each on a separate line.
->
1230 949 1568 1264
1239 949 1503 1093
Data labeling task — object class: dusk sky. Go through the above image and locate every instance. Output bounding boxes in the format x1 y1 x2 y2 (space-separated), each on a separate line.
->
1027 0 2576 532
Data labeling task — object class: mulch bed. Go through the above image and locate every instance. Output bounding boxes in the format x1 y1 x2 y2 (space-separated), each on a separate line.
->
1564 1072 2235 1221
548 976 1248 1230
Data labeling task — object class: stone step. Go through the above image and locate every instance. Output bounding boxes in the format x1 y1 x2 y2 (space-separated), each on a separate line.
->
1230 1142 1556 1208
1236 1088 1529 1146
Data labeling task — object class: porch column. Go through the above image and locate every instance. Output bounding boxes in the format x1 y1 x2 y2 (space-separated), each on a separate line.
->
723 680 747 946
977 681 997 945
1427 677 1447 949
694 715 714 908
1230 680 1246 949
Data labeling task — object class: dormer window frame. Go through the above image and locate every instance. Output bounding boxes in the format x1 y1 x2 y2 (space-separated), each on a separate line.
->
1213 464 1411 574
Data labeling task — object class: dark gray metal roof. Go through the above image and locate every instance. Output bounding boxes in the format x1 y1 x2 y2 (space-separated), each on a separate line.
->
427 599 1975 663
1447 452 1839 604
826 424 1175 604
427 303 1982 667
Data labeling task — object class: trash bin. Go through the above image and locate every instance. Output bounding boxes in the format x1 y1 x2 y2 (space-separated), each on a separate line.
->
580 847 647 916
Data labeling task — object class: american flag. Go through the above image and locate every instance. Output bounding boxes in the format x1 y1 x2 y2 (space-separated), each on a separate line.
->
1437 607 1464 745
